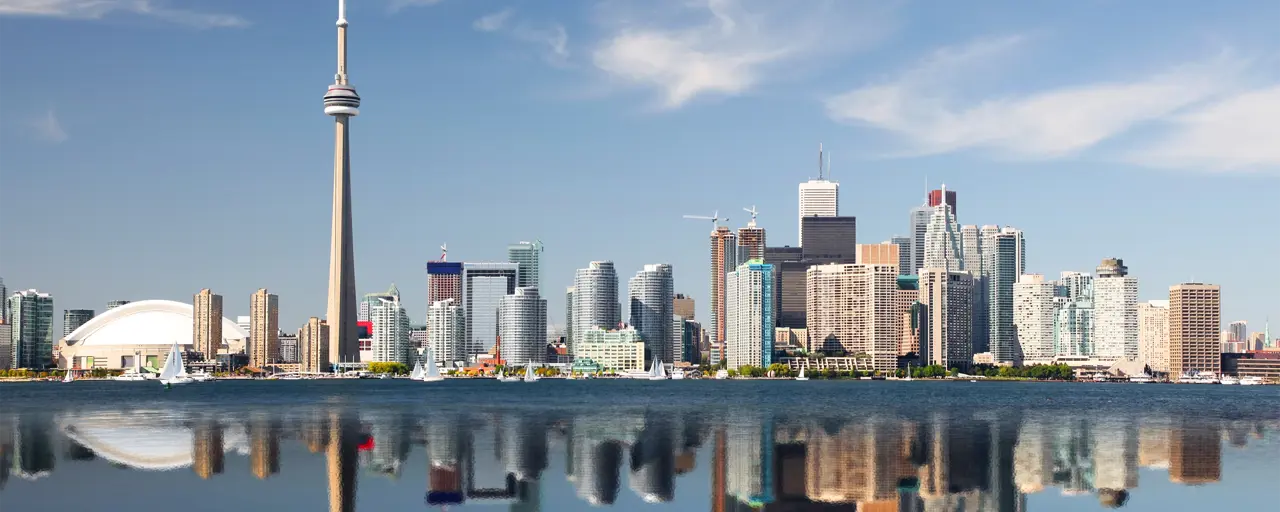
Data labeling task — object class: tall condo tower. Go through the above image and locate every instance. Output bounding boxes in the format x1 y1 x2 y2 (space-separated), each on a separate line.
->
570 261 620 356
737 208 766 266
324 0 362 366
709 226 737 348
798 144 839 246
629 264 675 362
508 241 543 290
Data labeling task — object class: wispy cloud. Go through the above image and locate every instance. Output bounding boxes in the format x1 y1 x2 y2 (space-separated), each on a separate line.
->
1126 86 1280 172
473 9 569 65
473 8 514 32
388 0 445 12
825 37 1246 159
590 0 895 110
32 108 67 144
0 0 248 28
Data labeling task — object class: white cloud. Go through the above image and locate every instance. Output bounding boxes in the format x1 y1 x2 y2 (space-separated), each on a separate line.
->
1126 86 1280 172
591 0 894 109
0 0 247 28
388 0 444 12
825 37 1245 159
32 108 67 144
473 8 514 32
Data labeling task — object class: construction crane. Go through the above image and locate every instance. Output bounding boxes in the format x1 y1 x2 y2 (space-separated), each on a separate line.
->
439 243 447 261
682 210 728 231
742 205 759 227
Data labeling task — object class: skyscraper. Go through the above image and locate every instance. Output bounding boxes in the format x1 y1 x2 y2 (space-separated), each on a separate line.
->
498 287 548 365
1138 300 1169 373
460 262 518 361
888 236 912 276
250 289 280 368
922 186 964 272
299 317 329 374
709 227 737 348
1013 274 1057 364
763 246 805 329
0 322 12 370
672 294 695 320
806 262 902 371
1168 283 1221 379
0 277 6 323
369 290 410 364
629 264 674 362
1228 321 1247 343
508 241 542 290
565 287 575 348
7 289 54 369
736 219 766 267
725 260 773 369
62 309 94 338
426 261 463 308
323 0 362 368
928 188 957 214
798 145 839 246
1056 272 1094 357
908 205 931 275
428 299 465 366
917 270 973 370
800 216 857 262
193 289 223 362
987 227 1025 363
571 261 621 357
1094 258 1139 362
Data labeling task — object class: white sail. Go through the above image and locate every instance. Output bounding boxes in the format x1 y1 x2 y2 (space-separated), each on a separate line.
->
423 350 441 379
158 342 183 381
523 362 538 382
798 368 806 379
63 370 74 383
409 360 425 380
649 358 667 380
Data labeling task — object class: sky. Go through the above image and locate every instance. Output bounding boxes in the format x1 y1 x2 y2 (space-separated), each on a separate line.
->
2 0 1278 337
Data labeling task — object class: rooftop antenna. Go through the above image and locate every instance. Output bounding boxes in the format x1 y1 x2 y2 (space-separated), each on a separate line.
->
743 206 759 227
818 143 824 180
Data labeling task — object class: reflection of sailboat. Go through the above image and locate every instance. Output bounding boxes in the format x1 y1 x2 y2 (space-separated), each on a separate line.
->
158 341 193 386
419 347 444 382
795 368 808 381
523 362 539 383
648 358 668 381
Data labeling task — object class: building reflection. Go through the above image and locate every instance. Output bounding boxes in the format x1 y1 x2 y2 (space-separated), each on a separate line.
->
1 404 1277 511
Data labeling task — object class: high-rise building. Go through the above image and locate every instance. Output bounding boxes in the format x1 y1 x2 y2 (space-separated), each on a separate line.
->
908 205 931 275
763 246 805 329
928 188 957 214
960 225 987 354
62 309 95 338
427 299 465 366
709 227 737 348
800 216 857 263
855 242 899 266
1094 259 1138 362
249 289 280 368
427 261 464 306
105 300 130 310
462 262 518 361
565 287 575 350
571 261 620 356
1013 274 1057 364
917 270 973 370
921 186 964 272
798 145 838 246
193 289 223 362
737 217 766 267
629 264 674 362
986 227 1025 363
323 0 362 369
1168 283 1221 379
1055 272 1094 357
508 241 542 290
673 294 695 320
358 284 400 324
7 289 54 369
673 316 700 364
298 317 329 374
1228 321 1247 343
278 333 299 363
725 260 773 369
888 236 912 276
1138 300 1169 373
806 262 902 371
498 287 547 365
960 225 982 275
0 277 6 323
369 290 410 364
0 322 12 370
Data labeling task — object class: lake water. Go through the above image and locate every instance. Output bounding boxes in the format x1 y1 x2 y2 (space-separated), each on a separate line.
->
1 380 1278 511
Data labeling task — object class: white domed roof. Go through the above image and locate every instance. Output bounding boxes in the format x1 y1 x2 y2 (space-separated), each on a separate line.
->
65 299 248 347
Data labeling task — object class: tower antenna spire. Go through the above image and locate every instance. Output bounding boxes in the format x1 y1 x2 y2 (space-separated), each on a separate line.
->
818 143 824 180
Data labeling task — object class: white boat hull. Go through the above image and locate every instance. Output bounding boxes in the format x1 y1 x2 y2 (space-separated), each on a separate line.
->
418 376 445 383
161 377 193 386
795 377 809 381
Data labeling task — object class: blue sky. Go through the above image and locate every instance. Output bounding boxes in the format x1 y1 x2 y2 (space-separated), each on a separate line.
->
2 0 1278 336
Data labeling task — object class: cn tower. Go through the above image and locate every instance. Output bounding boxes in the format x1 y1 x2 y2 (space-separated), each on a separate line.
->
323 0 360 367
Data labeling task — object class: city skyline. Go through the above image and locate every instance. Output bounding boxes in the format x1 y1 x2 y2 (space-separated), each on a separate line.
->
3 1 1279 335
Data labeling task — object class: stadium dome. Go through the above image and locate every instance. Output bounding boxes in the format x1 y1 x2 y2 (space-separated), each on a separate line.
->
59 300 248 370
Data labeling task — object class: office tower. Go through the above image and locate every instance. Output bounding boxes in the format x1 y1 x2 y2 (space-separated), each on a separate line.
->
800 216 857 263
1228 321 1247 343
725 260 774 369
673 316 700 364
673 294 695 320
1056 271 1095 357
629 264 675 362
928 188 957 214
917 270 973 370
922 186 964 272
571 261 620 356
508 241 542 290
763 246 805 329
192 289 223 362
1168 283 1221 378
249 289 280 368
358 284 399 324
798 144 838 246
709 227 737 349
987 227 1025 363
427 261 464 306
369 288 411 364
908 205 931 275
323 0 363 369
278 333 299 363
888 236 912 276
498 287 547 365
0 323 11 369
1094 258 1139 361
565 287 575 349
1138 300 1169 373
462 262 518 361
61 309 94 338
960 225 987 354
1014 274 1058 364
806 262 902 371
856 242 899 266
299 318 329 373
105 300 130 310
0 277 5 323
960 225 982 274
427 299 464 365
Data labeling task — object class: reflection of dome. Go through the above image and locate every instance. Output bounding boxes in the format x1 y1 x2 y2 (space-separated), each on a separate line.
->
57 412 247 471
65 300 247 347
1099 489 1129 508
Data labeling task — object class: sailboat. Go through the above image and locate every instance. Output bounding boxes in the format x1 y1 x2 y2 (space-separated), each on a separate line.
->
409 360 425 380
522 362 539 383
158 341 193 387
795 367 808 381
62 370 75 383
419 348 444 383
648 358 668 381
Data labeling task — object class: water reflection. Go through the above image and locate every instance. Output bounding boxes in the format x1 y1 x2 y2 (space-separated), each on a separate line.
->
1 404 1276 511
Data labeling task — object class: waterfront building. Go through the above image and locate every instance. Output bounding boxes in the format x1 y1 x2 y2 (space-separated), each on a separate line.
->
193 289 223 362
428 299 465 366
278 332 299 363
725 260 774 369
0 322 11 369
498 287 548 365
986 227 1025 363
369 288 411 365
1094 259 1139 362
1013 274 1058 364
508 241 542 290
463 262 518 361
58 300 248 370
576 327 646 371
1055 272 1094 357
299 317 329 373
9 289 54 369
806 262 902 371
1138 300 1170 373
572 261 620 356
565 286 575 350
629 264 674 362
62 310 95 338
249 289 280 368
917 270 974 370
1168 283 1221 379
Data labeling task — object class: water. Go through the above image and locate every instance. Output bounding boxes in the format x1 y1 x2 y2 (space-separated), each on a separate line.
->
2 380 1278 511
